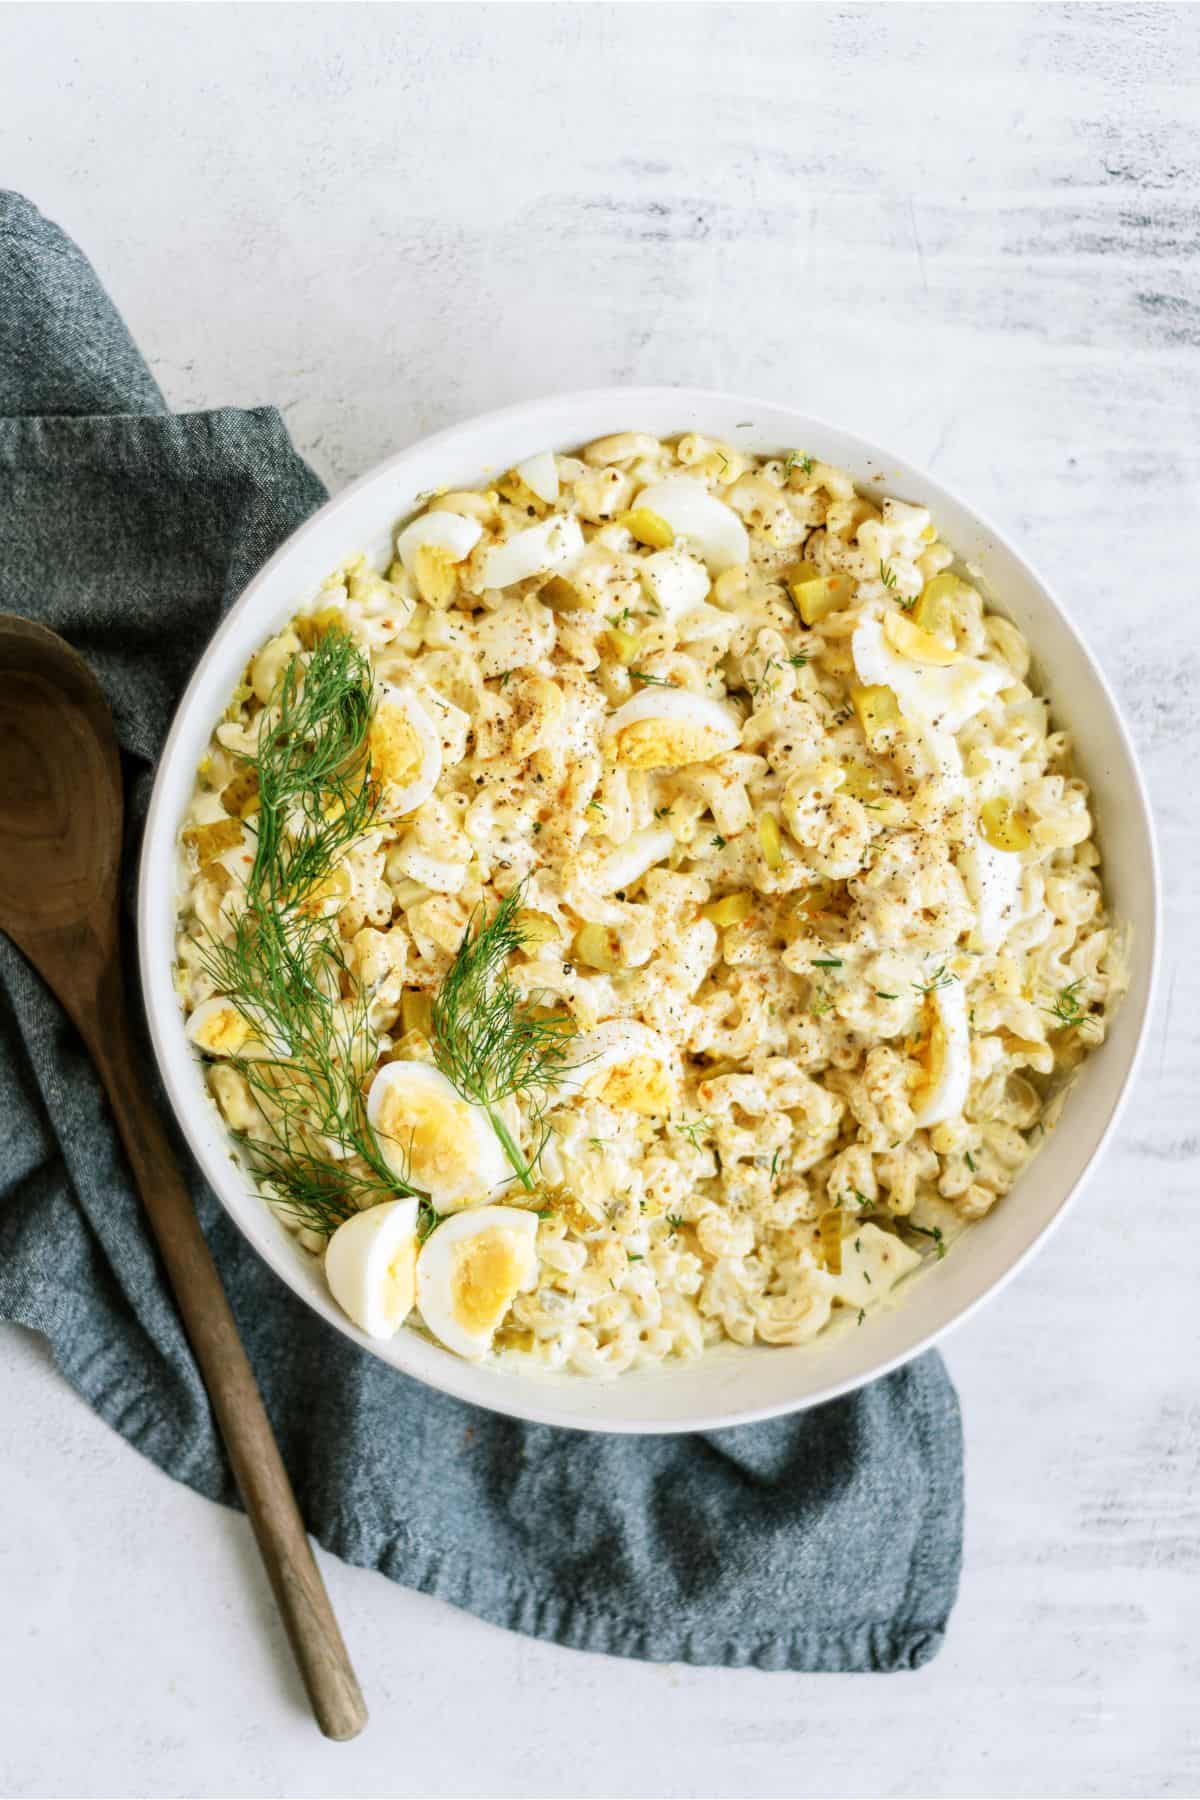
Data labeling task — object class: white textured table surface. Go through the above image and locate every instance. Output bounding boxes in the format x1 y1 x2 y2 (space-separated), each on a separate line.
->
3 6 1197 1797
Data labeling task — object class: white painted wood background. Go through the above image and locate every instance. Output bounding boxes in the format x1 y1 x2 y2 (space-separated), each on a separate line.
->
2 5 1196 1796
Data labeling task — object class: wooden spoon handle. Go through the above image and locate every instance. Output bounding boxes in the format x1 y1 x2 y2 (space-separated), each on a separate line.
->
92 999 368 1742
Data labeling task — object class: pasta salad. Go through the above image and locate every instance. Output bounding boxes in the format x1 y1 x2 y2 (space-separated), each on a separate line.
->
173 431 1121 1375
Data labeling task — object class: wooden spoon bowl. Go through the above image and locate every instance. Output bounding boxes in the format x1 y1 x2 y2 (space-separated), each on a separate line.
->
0 613 367 1741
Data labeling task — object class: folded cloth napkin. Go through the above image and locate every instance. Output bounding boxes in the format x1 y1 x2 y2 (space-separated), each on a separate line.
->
0 191 963 1671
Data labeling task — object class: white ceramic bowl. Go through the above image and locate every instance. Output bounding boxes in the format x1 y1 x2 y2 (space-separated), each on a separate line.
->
138 387 1159 1433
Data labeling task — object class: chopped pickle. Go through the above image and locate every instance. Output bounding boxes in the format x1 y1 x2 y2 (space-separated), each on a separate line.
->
840 761 884 804
182 818 243 866
794 880 840 922
849 683 902 745
299 864 353 918
574 921 624 972
541 575 590 611
220 767 261 819
700 891 755 927
620 507 675 550
603 626 640 665
493 1325 537 1355
400 989 433 1036
294 606 347 649
882 609 959 666
515 908 561 949
787 562 852 625
553 1192 605 1235
980 795 1032 852
222 678 254 722
912 571 964 642
818 1208 844 1275
758 811 784 870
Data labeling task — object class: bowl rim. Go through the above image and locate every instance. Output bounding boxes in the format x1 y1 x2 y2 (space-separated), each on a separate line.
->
137 383 1162 1433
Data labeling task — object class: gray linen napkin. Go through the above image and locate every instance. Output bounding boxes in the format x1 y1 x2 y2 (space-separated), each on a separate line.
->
0 191 963 1671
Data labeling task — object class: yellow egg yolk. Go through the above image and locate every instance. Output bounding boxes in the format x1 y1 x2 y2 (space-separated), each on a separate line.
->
370 703 425 791
373 1081 477 1191
612 718 730 771
909 1002 947 1107
195 1005 250 1055
591 1053 674 1115
450 1230 525 1335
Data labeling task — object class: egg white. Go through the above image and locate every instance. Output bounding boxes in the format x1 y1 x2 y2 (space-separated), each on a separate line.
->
395 509 483 572
633 478 749 573
515 450 559 504
594 824 675 895
481 514 585 589
416 1205 539 1359
324 1197 420 1340
911 979 971 1129
852 615 1007 736
960 835 1023 953
366 1060 509 1213
640 546 711 618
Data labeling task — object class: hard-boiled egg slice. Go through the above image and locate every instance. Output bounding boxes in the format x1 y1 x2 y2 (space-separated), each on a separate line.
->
416 1204 539 1359
604 687 741 770
186 995 286 1060
516 450 559 505
565 1019 677 1115
852 615 1006 735
369 685 443 817
594 824 675 894
640 546 711 618
186 995 254 1058
366 1060 509 1213
960 834 1022 953
395 509 483 574
324 1198 420 1339
830 1222 922 1311
481 514 585 589
911 979 971 1129
633 478 749 573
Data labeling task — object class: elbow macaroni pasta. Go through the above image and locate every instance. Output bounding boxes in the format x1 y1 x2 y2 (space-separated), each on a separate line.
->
175 433 1123 1374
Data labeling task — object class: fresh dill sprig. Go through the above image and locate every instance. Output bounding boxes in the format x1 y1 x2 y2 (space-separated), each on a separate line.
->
248 627 379 910
1044 978 1101 1038
196 626 418 1235
430 887 578 1190
629 669 674 687
907 1222 948 1260
879 561 898 590
674 1113 714 1151
912 965 958 995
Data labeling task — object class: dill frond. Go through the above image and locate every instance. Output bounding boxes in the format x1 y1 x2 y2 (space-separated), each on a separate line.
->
1044 977 1101 1038
430 887 578 1190
196 626 418 1235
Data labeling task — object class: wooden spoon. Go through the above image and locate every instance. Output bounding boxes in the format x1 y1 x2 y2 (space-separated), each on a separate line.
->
0 614 368 1742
